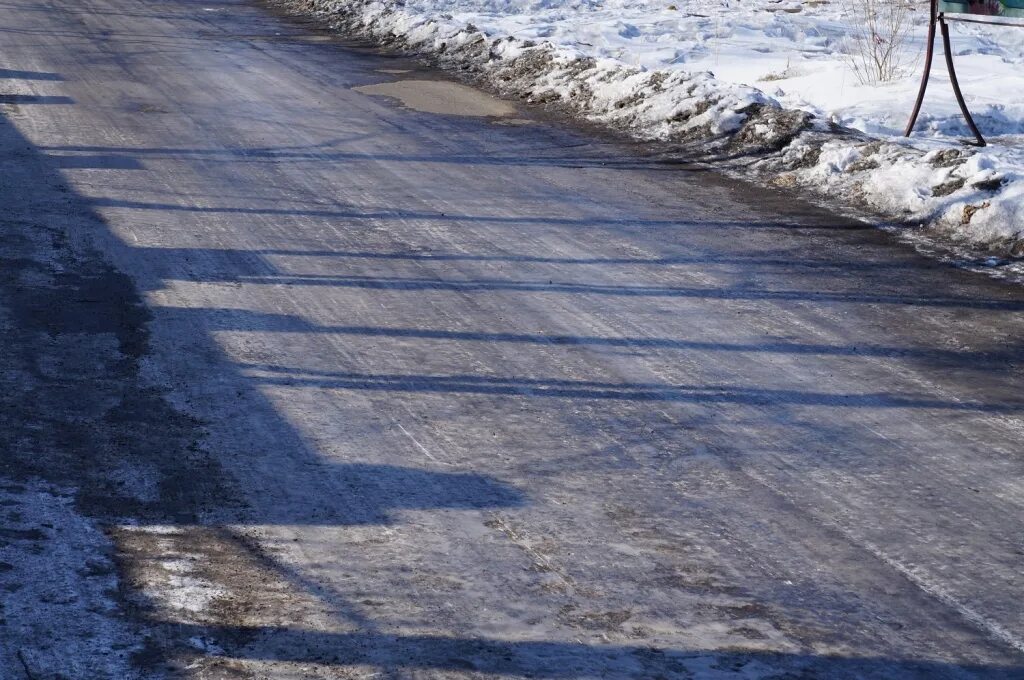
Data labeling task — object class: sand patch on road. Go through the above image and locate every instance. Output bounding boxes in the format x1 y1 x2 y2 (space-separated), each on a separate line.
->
354 79 515 117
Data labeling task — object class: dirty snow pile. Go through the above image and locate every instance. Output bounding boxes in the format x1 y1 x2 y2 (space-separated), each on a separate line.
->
296 0 1024 257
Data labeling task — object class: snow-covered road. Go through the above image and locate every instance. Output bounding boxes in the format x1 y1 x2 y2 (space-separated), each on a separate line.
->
1 0 1023 677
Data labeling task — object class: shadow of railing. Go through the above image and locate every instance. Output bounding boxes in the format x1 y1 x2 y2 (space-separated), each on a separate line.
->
0 67 63 80
223 246 914 272
237 365 1022 413
148 623 1024 678
204 272 1024 310
182 314 1015 367
0 93 74 104
39 140 733 172
86 195 838 230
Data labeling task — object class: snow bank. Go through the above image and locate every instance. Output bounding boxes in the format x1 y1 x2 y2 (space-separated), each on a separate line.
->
295 0 1024 261
308 0 787 139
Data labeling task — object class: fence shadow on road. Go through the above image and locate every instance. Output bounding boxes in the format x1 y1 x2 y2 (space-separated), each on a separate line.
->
0 93 74 105
39 138 741 172
181 309 1019 367
142 622 1024 679
232 364 1022 413
0 67 64 80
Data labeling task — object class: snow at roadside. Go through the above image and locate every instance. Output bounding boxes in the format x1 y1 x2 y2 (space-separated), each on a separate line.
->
0 482 142 678
297 0 1024 262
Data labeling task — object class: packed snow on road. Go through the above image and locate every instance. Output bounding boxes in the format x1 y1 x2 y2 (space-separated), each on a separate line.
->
300 0 1024 267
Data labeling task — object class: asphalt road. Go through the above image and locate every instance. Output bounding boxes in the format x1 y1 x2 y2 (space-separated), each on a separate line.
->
1 0 1023 677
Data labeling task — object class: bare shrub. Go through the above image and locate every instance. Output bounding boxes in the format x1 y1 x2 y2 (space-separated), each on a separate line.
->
842 0 922 84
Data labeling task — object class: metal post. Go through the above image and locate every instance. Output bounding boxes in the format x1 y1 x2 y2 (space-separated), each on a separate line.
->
904 0 938 137
939 15 986 146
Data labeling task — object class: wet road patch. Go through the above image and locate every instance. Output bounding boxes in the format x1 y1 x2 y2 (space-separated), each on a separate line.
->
354 79 516 118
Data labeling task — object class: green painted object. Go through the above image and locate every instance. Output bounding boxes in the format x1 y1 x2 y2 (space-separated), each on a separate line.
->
938 0 1024 18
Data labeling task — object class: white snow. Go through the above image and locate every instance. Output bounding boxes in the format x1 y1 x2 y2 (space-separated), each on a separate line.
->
301 0 1024 261
0 482 141 678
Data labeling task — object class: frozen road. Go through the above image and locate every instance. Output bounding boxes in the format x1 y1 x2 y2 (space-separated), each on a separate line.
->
1 0 1023 677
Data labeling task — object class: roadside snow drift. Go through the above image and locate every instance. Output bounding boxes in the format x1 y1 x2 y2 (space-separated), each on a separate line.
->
296 0 1024 260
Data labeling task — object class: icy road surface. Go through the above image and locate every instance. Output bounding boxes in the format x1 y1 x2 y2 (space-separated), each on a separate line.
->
0 0 1023 677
